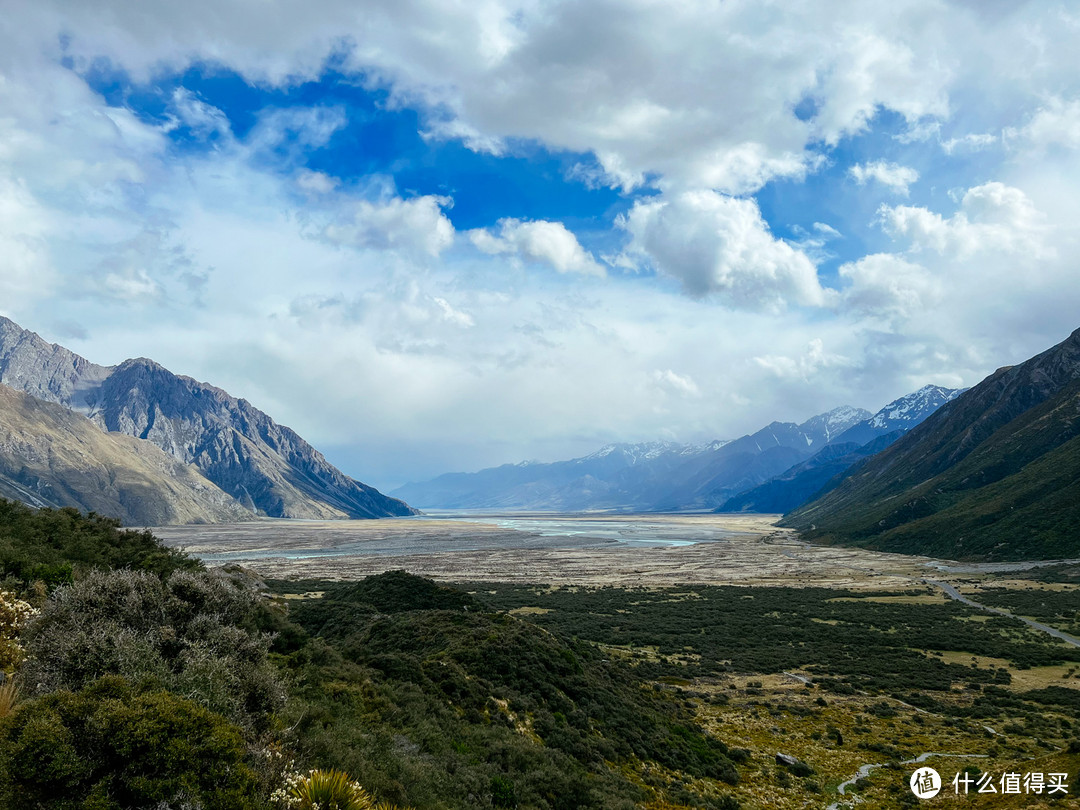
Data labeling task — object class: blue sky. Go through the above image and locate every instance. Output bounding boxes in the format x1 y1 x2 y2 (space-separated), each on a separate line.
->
2 1 1080 488
83 61 947 280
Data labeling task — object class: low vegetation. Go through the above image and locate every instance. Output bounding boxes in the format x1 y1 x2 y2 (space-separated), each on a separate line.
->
0 498 1076 808
0 499 198 588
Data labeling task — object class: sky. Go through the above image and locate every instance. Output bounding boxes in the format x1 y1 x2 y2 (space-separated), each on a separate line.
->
2 1 1080 490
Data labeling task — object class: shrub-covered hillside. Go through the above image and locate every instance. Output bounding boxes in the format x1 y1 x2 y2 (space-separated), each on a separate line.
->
0 498 199 587
0 500 741 810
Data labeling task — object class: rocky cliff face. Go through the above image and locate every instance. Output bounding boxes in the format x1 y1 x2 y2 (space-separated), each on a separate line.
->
0 317 415 520
0 317 111 410
0 383 251 526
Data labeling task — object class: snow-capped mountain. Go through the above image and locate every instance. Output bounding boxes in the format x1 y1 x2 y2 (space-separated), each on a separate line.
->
830 385 965 447
391 405 869 511
719 385 965 515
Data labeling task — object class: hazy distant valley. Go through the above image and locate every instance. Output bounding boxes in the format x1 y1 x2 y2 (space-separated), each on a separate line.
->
391 385 962 515
3 318 1080 810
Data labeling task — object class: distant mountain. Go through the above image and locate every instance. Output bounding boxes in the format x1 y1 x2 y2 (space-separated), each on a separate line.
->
783 328 1080 560
391 441 703 511
391 406 869 511
0 383 250 525
0 317 415 520
719 386 963 514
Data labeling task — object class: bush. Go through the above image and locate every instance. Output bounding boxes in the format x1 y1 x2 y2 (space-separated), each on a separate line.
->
20 568 284 732
0 676 261 809
0 499 199 587
0 591 36 672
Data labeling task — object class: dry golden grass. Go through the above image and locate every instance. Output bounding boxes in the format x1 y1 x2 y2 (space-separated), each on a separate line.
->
0 678 20 719
933 651 1080 691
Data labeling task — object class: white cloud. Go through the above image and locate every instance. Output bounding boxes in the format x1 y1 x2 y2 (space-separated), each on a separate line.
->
323 195 455 258
469 218 604 277
941 132 998 153
1005 96 1080 151
102 268 163 302
838 253 942 321
618 191 828 310
420 118 506 156
8 0 1080 207
166 88 233 141
433 296 475 328
878 181 1049 258
849 160 919 195
247 105 347 155
296 169 338 194
754 338 852 381
8 0 991 196
651 369 700 398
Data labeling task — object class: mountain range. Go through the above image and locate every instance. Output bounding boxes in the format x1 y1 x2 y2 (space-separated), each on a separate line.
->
391 406 877 511
0 317 414 522
3 312 1076 561
783 327 1080 560
719 385 964 514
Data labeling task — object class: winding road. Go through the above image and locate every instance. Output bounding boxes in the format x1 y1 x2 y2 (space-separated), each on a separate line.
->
923 578 1080 649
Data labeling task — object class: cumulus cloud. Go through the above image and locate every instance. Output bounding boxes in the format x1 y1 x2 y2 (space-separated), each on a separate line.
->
878 181 1049 258
10 1 1080 203
8 0 993 196
849 160 919 195
618 191 828 310
838 254 942 321
323 195 455 258
469 218 604 276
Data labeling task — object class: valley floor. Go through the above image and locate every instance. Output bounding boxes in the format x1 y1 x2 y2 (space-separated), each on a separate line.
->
154 511 1079 593
151 512 1080 808
156 512 933 588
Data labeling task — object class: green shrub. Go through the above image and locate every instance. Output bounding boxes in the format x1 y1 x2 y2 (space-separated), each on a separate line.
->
0 676 260 809
21 568 283 732
0 499 199 588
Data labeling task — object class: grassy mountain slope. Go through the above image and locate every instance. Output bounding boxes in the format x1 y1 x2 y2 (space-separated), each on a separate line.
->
783 328 1080 560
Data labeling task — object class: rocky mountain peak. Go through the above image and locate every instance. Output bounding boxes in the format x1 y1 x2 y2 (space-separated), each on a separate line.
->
0 317 414 520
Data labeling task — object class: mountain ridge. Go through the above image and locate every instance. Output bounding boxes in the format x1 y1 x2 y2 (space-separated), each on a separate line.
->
782 327 1080 560
391 405 870 511
0 317 415 520
719 385 964 514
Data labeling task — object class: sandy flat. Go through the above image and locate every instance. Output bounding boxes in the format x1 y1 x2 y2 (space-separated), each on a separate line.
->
152 512 948 588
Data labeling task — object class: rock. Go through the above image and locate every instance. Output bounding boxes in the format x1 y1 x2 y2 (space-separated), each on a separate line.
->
0 317 416 520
